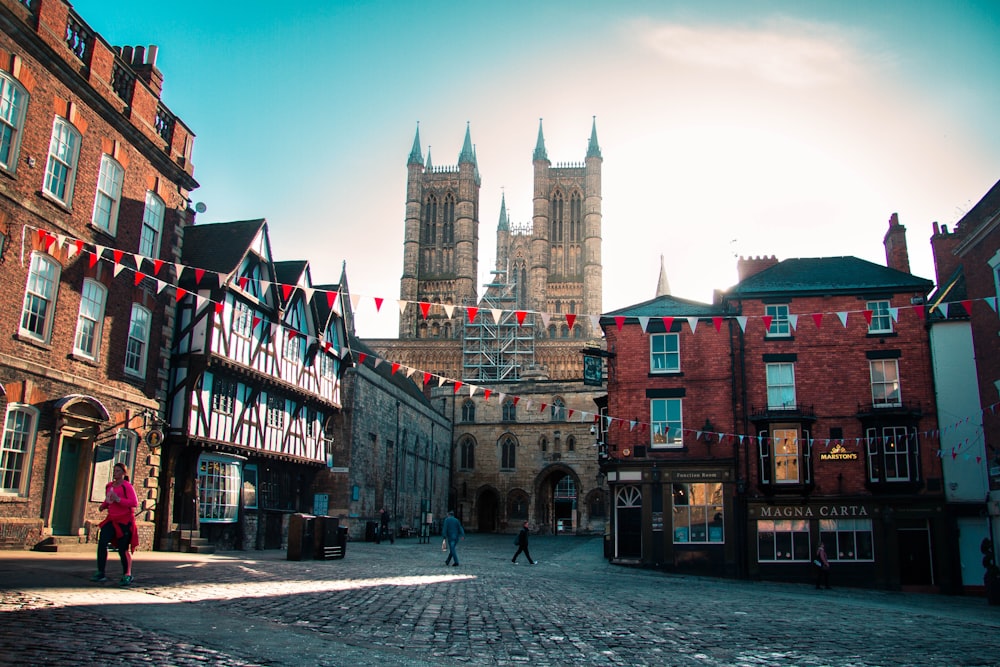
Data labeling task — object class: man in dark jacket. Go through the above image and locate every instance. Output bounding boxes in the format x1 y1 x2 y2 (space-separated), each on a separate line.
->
443 511 464 566
511 521 536 565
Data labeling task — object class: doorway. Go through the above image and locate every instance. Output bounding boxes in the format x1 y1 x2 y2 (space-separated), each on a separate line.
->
897 525 934 586
615 485 642 559
477 488 499 532
52 437 85 535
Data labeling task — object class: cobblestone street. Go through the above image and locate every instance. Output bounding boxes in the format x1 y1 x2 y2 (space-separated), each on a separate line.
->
1 534 998 666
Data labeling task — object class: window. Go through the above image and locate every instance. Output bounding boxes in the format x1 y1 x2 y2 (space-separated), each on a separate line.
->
551 397 567 421
0 72 28 172
320 351 337 379
772 428 800 484
43 117 81 204
651 398 683 447
124 304 151 377
20 253 60 342
757 519 810 562
139 191 164 257
461 399 475 423
197 454 241 523
92 155 124 234
0 405 38 495
758 425 812 487
650 333 680 373
766 362 796 409
212 376 236 415
232 300 253 337
500 435 516 470
870 359 901 407
567 435 575 452
866 426 916 482
459 437 475 470
508 492 529 520
305 407 317 438
866 300 892 334
73 278 106 359
672 482 724 543
765 304 790 337
111 429 137 479
502 399 517 422
267 394 284 429
243 464 258 509
819 518 874 561
283 301 307 363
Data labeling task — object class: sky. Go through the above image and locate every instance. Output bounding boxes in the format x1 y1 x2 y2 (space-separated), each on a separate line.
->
70 0 1000 338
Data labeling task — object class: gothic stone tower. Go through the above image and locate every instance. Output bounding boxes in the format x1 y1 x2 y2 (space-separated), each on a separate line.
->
516 118 602 338
400 123 480 339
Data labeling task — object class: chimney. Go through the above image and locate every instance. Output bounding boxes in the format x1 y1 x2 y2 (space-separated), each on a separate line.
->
929 222 963 286
883 213 910 274
128 44 164 98
737 255 779 281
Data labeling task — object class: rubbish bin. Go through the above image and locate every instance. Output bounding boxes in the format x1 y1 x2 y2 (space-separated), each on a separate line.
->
365 520 378 542
287 513 315 561
314 516 346 560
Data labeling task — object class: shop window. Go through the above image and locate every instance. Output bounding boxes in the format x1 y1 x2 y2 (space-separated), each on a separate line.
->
757 519 810 562
672 482 724 543
819 518 874 561
197 454 241 523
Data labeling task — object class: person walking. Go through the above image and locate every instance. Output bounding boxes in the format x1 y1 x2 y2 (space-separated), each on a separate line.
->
815 541 831 589
442 510 465 567
511 521 536 565
91 462 138 586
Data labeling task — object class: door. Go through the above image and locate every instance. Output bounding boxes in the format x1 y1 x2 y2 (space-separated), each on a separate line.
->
897 525 933 586
52 438 84 535
477 489 499 533
615 485 643 559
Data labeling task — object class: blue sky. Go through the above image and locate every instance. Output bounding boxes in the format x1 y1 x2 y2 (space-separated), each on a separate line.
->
71 0 1000 338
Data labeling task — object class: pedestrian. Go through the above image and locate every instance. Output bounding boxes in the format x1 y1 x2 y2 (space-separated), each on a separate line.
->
814 541 831 589
91 462 138 586
511 521 536 565
379 508 394 544
442 510 464 567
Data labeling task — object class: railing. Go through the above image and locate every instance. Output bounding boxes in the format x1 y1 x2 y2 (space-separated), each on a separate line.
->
155 103 175 145
17 0 36 11
111 59 136 105
65 11 93 63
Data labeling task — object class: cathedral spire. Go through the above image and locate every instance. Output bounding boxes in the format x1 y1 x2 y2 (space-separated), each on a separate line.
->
498 192 509 231
458 121 475 164
587 116 602 159
408 122 423 165
533 118 548 161
655 254 671 297
425 145 433 170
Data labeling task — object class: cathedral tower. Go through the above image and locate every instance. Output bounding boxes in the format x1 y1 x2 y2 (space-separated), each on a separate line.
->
400 123 481 339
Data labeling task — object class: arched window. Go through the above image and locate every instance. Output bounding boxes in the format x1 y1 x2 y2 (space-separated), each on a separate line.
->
0 71 28 172
20 253 61 343
0 404 39 496
539 436 548 452
547 325 556 338
140 191 165 258
508 490 529 520
92 155 124 235
461 399 476 423
124 303 151 378
550 191 564 242
567 435 576 451
500 435 516 470
459 436 475 470
43 117 81 205
570 192 582 242
443 193 455 245
73 278 107 360
502 399 517 422
550 397 566 422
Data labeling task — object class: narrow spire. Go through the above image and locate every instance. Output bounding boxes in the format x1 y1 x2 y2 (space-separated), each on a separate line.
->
407 122 423 165
458 122 475 164
587 116 602 159
533 118 548 161
655 254 671 297
425 145 433 170
498 192 509 231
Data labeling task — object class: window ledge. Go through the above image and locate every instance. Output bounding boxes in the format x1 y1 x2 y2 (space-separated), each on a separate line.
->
14 331 52 351
0 494 29 503
69 351 100 367
37 189 73 214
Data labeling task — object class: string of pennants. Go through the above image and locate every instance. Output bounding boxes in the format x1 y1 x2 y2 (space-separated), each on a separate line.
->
22 225 1000 464
23 225 1000 338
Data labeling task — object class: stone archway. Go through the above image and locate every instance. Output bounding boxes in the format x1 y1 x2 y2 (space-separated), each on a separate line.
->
534 465 581 535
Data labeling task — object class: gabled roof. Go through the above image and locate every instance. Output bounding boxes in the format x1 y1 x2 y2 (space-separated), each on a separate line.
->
602 294 722 321
726 256 932 298
955 177 1000 234
273 260 309 289
180 219 266 275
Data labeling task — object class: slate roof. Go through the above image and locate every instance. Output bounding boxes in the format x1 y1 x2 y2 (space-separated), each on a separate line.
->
955 177 1000 234
180 219 265 275
602 294 722 322
726 256 933 298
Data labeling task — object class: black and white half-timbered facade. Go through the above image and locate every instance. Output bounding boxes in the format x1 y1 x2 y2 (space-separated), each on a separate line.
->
162 219 349 551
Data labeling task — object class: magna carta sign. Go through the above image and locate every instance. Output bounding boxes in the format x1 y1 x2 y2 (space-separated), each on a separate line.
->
820 443 859 461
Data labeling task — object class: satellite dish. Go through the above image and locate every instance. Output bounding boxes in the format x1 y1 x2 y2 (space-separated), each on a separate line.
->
194 202 207 214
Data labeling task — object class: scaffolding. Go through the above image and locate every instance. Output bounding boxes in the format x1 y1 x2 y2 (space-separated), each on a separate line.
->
462 271 535 382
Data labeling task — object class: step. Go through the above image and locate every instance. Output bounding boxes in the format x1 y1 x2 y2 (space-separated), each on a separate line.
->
33 536 91 553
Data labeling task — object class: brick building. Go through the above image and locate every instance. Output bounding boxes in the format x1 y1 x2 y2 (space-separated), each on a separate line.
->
0 0 197 550
601 220 951 591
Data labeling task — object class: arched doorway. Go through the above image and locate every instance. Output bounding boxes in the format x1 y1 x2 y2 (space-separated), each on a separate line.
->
536 466 580 534
476 487 500 533
615 485 642 559
51 395 109 536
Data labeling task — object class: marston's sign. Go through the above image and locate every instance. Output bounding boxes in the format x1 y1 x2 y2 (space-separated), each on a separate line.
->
820 443 859 461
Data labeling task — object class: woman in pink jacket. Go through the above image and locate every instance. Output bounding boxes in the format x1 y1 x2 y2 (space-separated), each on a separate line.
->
91 462 138 585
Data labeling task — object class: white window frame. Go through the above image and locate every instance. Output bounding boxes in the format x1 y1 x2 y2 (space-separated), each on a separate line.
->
772 427 800 484
197 454 241 523
111 429 138 480
20 252 60 343
766 362 796 410
320 352 337 380
139 191 165 257
650 397 683 448
672 482 724 544
0 404 38 496
866 299 892 334
0 71 28 173
92 155 124 235
211 376 236 415
757 519 810 562
124 303 151 378
232 299 253 338
873 425 912 481
43 117 81 205
765 304 791 338
73 278 107 360
819 518 874 562
650 332 680 373
266 394 285 429
870 359 901 407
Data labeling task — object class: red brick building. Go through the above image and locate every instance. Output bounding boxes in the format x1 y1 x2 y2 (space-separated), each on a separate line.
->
0 0 197 550
601 221 950 591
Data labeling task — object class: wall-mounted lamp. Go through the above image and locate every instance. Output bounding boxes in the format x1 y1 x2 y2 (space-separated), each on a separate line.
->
700 418 716 445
